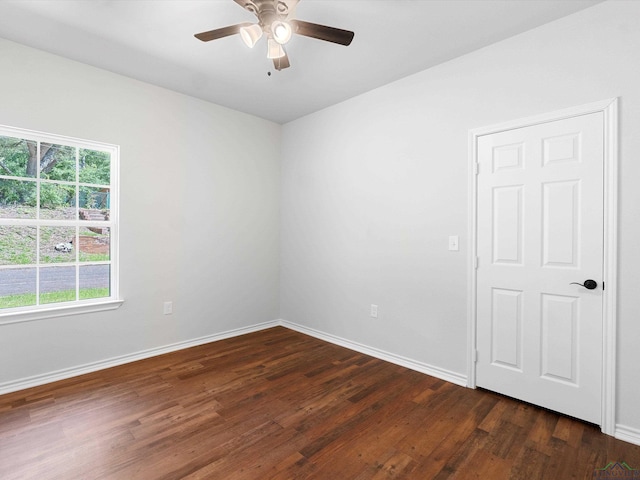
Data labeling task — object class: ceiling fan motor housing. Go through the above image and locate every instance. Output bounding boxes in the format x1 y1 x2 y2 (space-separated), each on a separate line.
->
238 0 292 31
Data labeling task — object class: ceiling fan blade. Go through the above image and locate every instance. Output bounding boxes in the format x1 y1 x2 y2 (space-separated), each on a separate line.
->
290 20 354 46
194 23 252 42
273 51 291 71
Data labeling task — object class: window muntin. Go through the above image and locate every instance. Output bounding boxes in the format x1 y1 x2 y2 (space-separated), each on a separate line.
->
0 126 118 314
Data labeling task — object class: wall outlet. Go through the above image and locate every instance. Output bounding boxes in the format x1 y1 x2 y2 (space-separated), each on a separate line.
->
163 301 173 315
370 304 378 318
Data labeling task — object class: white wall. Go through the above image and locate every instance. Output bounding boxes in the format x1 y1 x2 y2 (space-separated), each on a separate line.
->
0 39 281 386
281 0 640 433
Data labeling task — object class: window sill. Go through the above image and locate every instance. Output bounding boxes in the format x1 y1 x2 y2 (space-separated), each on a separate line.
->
0 299 124 325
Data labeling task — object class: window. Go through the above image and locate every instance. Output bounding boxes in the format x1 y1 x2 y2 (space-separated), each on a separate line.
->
0 125 119 321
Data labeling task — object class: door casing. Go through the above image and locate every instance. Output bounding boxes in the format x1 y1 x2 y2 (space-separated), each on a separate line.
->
467 98 618 435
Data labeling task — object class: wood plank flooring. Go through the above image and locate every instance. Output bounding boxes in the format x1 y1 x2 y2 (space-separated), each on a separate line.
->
1 327 639 479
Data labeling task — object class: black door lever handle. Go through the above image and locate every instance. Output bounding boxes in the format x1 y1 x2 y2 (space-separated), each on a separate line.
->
570 279 598 290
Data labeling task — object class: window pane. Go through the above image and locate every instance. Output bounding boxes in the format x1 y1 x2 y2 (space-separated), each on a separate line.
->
40 226 76 264
79 227 110 262
40 182 76 220
79 187 109 221
0 135 37 178
0 267 36 309
79 149 110 185
0 179 37 218
0 226 36 265
40 266 76 305
40 143 76 182
79 265 110 300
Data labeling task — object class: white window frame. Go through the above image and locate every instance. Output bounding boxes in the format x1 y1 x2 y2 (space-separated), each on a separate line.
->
0 124 122 324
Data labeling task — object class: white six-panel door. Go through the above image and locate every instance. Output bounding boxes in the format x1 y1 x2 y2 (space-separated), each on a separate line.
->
475 112 604 424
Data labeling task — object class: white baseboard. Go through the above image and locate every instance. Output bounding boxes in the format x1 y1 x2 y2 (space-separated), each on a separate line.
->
12 318 640 447
0 320 280 396
1 318 466 396
615 424 640 447
279 319 468 387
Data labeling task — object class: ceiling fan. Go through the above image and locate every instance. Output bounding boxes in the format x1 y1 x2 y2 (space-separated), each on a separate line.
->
194 0 355 71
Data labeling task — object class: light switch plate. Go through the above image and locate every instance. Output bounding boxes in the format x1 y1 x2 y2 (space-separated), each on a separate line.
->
163 301 173 315
448 235 459 251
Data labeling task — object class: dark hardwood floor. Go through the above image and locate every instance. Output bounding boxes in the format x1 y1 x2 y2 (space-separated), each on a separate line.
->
1 326 639 479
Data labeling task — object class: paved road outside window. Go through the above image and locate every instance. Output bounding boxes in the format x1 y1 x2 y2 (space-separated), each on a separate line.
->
0 265 109 296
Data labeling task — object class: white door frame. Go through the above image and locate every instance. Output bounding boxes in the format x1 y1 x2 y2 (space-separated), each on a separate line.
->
467 98 618 435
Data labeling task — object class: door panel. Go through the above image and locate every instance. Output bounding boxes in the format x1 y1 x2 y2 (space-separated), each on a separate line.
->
540 293 578 384
491 288 523 371
492 186 523 265
476 112 604 424
542 181 579 267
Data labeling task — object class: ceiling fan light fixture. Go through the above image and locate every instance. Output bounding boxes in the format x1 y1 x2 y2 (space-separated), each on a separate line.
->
240 23 263 48
193 1 355 72
267 38 286 59
271 20 292 45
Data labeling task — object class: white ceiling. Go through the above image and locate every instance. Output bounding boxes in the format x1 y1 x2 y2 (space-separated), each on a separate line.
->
0 0 602 124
